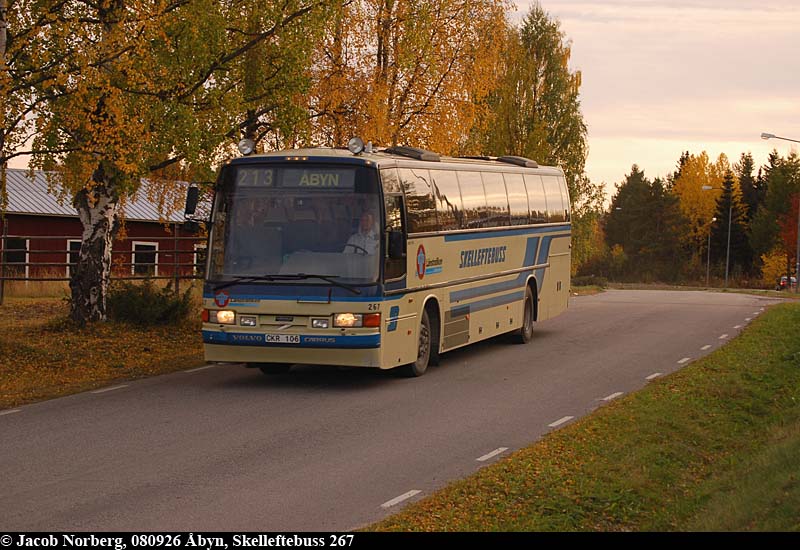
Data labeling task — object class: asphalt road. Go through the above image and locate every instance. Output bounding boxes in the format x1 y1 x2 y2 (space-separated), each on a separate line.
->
0 290 785 531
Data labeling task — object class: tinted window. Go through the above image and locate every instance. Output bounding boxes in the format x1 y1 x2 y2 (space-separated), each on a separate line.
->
524 174 547 223
542 175 565 222
457 171 488 228
399 168 438 233
431 170 464 230
481 172 510 227
504 173 529 226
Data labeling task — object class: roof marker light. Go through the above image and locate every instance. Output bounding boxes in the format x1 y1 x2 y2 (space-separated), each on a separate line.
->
348 137 365 155
238 139 255 156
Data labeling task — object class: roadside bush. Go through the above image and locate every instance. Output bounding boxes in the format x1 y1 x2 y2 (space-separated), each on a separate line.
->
572 275 608 288
107 279 194 325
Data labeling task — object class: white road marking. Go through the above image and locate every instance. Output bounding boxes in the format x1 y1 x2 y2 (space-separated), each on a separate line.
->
734 325 742 329
677 357 691 364
603 392 624 401
701 345 712 351
548 416 574 428
719 334 729 340
381 490 422 509
753 312 760 316
745 318 752 322
91 385 128 394
0 409 22 416
646 373 663 380
184 364 218 373
477 447 509 462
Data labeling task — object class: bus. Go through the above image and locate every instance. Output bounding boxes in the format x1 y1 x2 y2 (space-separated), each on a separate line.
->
193 140 571 377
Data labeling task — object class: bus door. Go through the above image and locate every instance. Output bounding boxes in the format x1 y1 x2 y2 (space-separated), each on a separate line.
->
382 192 417 367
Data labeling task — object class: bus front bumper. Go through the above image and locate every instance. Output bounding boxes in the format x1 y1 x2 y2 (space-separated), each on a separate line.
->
202 329 383 368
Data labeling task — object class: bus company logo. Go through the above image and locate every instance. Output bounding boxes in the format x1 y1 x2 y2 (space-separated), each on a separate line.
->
231 334 263 343
214 291 230 308
416 244 427 279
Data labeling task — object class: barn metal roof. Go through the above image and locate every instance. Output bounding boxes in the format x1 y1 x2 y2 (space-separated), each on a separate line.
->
3 168 191 223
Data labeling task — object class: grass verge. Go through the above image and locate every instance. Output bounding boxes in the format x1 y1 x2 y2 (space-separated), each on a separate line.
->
0 298 204 409
370 302 800 531
570 285 605 296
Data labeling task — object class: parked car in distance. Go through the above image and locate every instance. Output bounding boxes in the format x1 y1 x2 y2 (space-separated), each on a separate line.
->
775 275 797 291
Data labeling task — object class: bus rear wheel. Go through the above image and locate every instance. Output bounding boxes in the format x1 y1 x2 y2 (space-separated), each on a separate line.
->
512 286 535 344
248 363 292 375
399 309 432 377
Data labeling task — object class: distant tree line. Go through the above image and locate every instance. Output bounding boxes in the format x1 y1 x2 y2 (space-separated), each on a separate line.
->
578 150 800 287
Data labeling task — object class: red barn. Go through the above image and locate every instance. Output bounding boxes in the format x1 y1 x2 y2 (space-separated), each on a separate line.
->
1 169 206 281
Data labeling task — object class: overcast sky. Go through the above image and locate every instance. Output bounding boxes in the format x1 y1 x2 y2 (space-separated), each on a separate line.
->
513 0 800 195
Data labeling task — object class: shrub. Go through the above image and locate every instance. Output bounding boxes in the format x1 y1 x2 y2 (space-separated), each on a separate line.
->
107 279 194 325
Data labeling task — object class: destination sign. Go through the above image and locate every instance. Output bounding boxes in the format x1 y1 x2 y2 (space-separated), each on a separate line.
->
234 167 356 189
281 168 355 189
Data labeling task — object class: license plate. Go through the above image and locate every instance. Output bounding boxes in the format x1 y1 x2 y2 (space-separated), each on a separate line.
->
265 333 300 344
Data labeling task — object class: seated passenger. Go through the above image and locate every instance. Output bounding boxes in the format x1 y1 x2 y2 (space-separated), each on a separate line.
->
343 211 379 255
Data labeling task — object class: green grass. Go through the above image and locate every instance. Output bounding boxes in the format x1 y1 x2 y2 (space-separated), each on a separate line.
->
370 302 800 531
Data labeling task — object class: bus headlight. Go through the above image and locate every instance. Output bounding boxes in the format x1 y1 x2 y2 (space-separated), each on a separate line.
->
312 318 330 329
334 313 360 327
212 310 236 324
239 315 257 327
333 313 380 328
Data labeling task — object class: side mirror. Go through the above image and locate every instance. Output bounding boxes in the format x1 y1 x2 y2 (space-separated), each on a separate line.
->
184 186 199 217
388 229 405 260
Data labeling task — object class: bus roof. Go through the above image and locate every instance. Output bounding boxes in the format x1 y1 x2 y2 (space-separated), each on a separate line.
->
228 147 565 176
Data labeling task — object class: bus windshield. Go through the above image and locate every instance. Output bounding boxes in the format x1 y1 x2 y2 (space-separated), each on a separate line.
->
208 164 381 284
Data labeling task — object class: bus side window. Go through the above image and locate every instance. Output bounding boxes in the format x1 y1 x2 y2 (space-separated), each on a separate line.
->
524 174 547 224
399 168 438 233
431 170 464 230
384 194 406 280
558 175 571 222
457 171 489 229
381 167 403 194
504 173 530 226
481 172 510 227
542 175 565 223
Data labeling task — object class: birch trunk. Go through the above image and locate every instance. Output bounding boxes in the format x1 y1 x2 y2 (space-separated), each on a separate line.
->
70 176 120 324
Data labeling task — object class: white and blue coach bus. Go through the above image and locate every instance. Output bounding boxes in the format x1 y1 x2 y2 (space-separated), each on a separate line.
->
194 140 571 377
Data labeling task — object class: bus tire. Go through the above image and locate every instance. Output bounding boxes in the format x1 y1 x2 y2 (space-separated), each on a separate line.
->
400 309 432 377
512 286 535 344
250 363 292 375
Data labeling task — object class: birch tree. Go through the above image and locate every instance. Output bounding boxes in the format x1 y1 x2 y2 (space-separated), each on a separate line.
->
7 0 331 324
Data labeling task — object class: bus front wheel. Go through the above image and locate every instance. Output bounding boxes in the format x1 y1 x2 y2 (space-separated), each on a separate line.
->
512 286 535 344
400 310 432 377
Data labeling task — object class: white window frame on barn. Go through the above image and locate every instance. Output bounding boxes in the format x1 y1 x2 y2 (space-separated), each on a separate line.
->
132 241 159 277
193 243 207 275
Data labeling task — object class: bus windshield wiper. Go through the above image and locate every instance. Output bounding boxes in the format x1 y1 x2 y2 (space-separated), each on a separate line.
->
212 273 361 295
212 274 283 291
282 273 362 295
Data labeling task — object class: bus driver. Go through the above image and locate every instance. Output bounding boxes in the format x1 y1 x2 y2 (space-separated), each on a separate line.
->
343 211 379 255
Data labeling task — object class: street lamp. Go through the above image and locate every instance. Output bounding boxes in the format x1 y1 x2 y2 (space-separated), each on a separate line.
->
707 217 717 287
761 131 800 294
702 186 732 288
